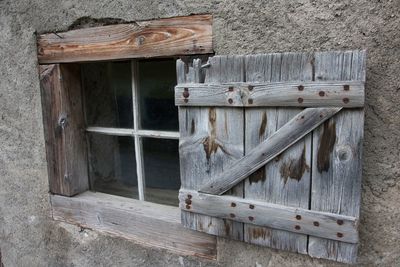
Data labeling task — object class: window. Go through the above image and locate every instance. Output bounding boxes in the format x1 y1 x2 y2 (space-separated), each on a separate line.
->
38 15 217 259
82 59 181 206
37 14 366 264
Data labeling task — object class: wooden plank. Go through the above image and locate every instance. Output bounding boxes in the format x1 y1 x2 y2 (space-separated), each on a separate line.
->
243 52 313 253
37 15 213 64
199 107 341 195
308 50 366 263
175 81 364 107
179 189 358 243
39 64 89 196
177 56 245 239
51 192 216 259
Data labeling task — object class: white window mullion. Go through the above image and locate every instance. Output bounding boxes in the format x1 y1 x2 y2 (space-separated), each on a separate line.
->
131 60 146 201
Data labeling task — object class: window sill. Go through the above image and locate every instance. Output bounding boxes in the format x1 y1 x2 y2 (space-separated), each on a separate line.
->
50 191 217 260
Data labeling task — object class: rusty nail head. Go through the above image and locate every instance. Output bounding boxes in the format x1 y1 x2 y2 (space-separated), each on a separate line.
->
343 98 350 104
248 216 254 221
298 97 304 103
187 194 192 199
186 205 191 209
344 85 350 91
295 225 301 230
228 98 233 104
337 219 344 225
229 213 235 218
231 202 236 207
313 221 320 227
249 204 255 209
248 85 254 91
248 99 253 104
228 86 234 92
337 232 343 238
185 199 192 205
295 215 302 220
298 85 304 91
319 91 325 97
183 91 190 98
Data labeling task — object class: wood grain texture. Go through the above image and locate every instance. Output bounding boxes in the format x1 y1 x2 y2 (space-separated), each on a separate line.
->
40 64 89 196
243 52 313 253
37 15 213 64
179 189 358 243
51 192 216 259
178 56 245 240
175 81 364 107
308 50 366 264
199 107 341 195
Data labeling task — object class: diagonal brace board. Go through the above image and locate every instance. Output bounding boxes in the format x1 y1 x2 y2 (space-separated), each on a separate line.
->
179 189 358 243
199 107 342 195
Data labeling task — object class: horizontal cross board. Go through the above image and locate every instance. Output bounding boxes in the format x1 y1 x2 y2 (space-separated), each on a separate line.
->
180 190 358 243
175 81 364 107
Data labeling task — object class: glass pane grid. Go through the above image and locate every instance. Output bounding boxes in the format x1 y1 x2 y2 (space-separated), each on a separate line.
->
83 59 180 206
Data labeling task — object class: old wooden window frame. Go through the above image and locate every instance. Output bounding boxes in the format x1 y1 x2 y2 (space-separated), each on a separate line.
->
37 15 217 259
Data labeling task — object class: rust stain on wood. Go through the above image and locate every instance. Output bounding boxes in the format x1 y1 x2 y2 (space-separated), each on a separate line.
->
223 219 231 236
280 146 310 184
317 121 337 173
190 118 195 135
250 227 270 239
202 108 229 162
259 111 267 139
249 168 266 185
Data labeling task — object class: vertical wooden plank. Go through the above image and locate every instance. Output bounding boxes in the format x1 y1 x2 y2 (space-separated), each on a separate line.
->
308 50 366 263
244 52 313 254
40 64 89 196
178 56 245 240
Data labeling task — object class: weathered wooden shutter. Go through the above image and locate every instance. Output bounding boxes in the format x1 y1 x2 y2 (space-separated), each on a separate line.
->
175 50 366 264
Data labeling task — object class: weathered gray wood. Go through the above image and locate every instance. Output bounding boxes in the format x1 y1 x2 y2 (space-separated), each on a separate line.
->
243 52 313 253
37 15 213 64
179 189 358 243
199 107 341 195
86 127 180 139
178 56 245 239
308 50 366 264
175 81 364 107
51 192 216 259
39 64 89 196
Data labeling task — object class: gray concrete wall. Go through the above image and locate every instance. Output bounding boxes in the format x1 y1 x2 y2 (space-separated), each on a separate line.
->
0 0 399 266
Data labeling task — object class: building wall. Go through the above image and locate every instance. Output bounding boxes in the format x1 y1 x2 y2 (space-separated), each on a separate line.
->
1 0 399 266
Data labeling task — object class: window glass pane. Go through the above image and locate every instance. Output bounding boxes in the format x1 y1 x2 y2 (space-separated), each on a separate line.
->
82 61 133 128
88 134 138 199
143 138 180 206
138 59 178 131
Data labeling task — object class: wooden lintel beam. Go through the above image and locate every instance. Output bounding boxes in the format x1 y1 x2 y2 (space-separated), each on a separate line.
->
179 189 358 243
37 15 213 64
175 81 364 107
199 107 342 195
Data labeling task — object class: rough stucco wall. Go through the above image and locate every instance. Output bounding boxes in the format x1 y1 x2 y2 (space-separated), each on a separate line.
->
0 0 399 266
